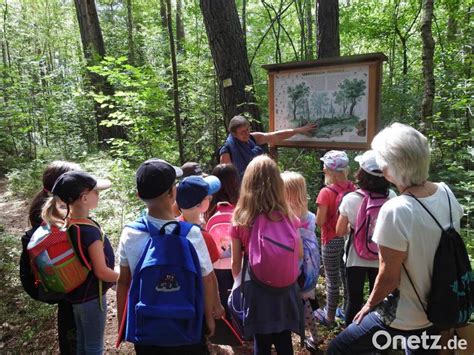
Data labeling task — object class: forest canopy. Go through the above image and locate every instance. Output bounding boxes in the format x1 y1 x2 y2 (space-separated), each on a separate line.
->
0 0 472 223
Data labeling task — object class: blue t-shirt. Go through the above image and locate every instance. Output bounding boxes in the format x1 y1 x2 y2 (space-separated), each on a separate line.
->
66 222 115 304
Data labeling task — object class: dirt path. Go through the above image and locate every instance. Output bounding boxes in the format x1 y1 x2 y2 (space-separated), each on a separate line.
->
0 179 134 354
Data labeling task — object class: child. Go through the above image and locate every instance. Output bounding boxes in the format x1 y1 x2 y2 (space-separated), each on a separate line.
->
172 161 208 217
281 171 321 352
315 150 355 326
21 161 80 354
116 159 224 354
335 150 395 326
176 175 222 263
204 163 240 222
204 163 240 320
231 155 302 355
41 171 118 354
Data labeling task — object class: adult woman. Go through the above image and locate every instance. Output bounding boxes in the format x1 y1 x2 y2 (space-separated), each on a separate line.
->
219 115 317 179
328 123 463 354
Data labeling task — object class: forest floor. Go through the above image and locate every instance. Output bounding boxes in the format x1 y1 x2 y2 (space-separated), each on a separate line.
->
0 178 340 354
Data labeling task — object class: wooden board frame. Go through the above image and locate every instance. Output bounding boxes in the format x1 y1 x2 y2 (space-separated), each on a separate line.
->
263 53 387 150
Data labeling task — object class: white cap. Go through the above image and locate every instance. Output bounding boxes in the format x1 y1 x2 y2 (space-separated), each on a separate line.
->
354 150 384 177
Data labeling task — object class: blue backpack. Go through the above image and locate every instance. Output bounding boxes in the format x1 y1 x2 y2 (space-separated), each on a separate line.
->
124 217 204 346
297 212 320 293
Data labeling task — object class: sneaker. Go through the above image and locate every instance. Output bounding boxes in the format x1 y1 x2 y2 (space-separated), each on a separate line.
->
304 337 321 353
314 308 335 328
323 306 346 321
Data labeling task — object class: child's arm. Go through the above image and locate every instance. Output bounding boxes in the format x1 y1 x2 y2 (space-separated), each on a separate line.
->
336 215 350 237
209 271 225 319
316 204 328 227
116 265 131 331
88 240 119 282
231 238 243 279
298 238 304 259
202 273 216 337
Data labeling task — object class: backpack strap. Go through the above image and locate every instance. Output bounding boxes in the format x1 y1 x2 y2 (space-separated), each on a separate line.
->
402 263 428 315
403 185 454 318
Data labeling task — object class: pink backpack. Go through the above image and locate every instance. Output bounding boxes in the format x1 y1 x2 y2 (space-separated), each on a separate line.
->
326 181 356 213
206 202 233 268
353 189 389 260
247 212 299 288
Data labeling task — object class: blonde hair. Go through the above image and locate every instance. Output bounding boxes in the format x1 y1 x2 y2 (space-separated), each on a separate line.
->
233 155 290 227
324 166 349 185
41 196 67 227
281 171 308 218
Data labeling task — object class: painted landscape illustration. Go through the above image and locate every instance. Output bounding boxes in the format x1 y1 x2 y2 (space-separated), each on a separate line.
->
274 65 369 142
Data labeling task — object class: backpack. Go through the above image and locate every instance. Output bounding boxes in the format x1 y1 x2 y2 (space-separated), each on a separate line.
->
297 212 320 293
20 227 63 303
124 217 204 346
404 186 473 329
326 182 356 215
352 189 389 260
206 202 233 262
27 218 100 294
247 212 299 288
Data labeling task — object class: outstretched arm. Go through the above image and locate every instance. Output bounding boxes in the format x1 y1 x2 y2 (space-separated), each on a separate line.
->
252 123 317 145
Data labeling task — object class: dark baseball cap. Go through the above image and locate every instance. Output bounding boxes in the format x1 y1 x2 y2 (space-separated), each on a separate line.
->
136 159 183 199
51 171 111 204
176 175 221 209
181 162 207 178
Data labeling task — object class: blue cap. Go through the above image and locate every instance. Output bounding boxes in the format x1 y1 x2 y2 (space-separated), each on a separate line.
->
176 175 221 209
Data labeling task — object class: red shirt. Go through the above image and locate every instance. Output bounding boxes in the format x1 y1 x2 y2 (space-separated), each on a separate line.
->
178 215 220 263
316 181 355 245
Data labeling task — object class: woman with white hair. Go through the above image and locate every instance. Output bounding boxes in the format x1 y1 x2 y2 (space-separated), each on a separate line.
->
328 123 464 354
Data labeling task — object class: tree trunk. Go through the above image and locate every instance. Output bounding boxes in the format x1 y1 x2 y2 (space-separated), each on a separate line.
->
316 0 340 58
306 0 314 60
200 0 262 131
126 0 135 65
421 0 435 123
166 0 185 164
242 0 247 48
176 0 185 53
73 0 125 145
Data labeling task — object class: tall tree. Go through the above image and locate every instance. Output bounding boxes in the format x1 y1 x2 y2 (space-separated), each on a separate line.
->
200 0 262 131
421 0 435 123
126 0 135 65
316 0 340 58
73 0 125 144
166 0 184 164
176 0 185 52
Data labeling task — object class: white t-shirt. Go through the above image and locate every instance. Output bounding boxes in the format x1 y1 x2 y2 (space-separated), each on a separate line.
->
117 214 213 277
339 189 397 268
372 182 463 330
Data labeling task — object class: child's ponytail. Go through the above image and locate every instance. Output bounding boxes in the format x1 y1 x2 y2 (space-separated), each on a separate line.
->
41 196 66 227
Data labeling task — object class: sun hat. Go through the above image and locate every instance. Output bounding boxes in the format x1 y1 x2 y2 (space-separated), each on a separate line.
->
320 150 349 171
354 150 384 177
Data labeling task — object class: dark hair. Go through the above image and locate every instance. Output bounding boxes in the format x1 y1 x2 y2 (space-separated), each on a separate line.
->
228 115 249 134
355 168 390 194
28 161 81 227
204 163 240 221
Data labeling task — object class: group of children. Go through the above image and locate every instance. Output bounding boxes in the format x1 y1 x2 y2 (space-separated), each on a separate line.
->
23 148 391 354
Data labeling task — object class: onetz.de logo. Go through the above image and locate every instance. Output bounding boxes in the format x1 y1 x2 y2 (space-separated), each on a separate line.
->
372 330 468 351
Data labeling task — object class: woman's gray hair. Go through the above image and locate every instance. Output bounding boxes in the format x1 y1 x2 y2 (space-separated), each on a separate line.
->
228 115 249 134
371 123 431 188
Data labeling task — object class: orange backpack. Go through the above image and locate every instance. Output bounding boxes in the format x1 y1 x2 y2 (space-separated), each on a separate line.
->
27 218 102 294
